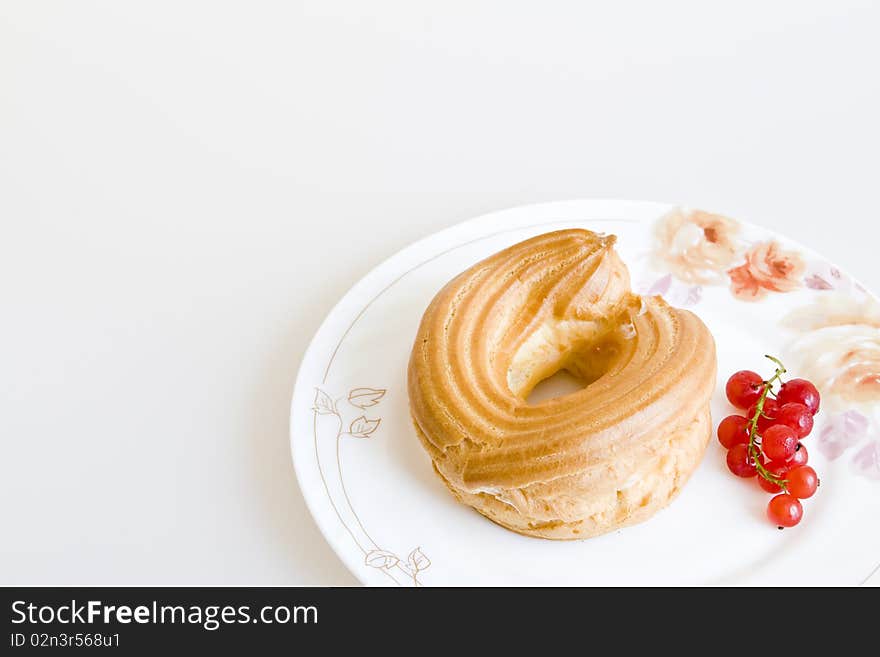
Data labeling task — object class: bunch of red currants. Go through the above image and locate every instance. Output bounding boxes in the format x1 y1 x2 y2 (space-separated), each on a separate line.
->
718 356 820 528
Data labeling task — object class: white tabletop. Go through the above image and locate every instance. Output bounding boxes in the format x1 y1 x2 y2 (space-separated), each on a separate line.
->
2 1 878 586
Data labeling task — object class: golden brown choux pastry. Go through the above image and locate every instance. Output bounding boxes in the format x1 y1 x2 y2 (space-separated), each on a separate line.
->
408 229 716 539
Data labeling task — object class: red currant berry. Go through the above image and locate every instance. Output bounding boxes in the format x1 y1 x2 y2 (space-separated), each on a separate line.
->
786 466 819 499
767 493 803 528
717 415 750 449
726 370 764 409
788 442 809 467
758 462 790 493
727 443 760 478
747 398 779 434
762 424 799 462
777 378 820 415
774 402 814 439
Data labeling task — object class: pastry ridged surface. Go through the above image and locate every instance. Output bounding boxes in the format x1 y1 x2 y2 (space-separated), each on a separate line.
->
407 229 716 539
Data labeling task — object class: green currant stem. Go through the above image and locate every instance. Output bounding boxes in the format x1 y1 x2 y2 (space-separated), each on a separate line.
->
748 355 789 488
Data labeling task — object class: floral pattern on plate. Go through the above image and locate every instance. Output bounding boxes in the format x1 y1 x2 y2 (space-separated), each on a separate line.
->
727 240 805 301
650 207 741 285
647 207 880 481
649 207 807 302
312 386 432 586
783 294 880 480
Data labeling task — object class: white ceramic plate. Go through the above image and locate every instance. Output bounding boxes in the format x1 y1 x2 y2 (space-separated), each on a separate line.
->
291 200 880 586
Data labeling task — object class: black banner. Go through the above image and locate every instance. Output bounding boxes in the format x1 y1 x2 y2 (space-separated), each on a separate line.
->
0 586 867 651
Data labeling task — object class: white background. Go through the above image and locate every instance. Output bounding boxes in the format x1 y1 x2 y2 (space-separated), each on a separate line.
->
1 1 878 585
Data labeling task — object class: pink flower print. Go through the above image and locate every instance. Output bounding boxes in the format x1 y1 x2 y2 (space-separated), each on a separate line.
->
802 259 850 292
851 441 880 481
818 410 869 460
646 274 672 296
640 274 702 307
804 275 834 290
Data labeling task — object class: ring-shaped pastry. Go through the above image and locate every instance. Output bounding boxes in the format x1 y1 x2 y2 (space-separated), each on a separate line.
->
408 229 716 539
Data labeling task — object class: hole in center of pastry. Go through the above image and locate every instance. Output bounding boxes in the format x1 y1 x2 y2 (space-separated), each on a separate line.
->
509 318 630 404
526 369 585 404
